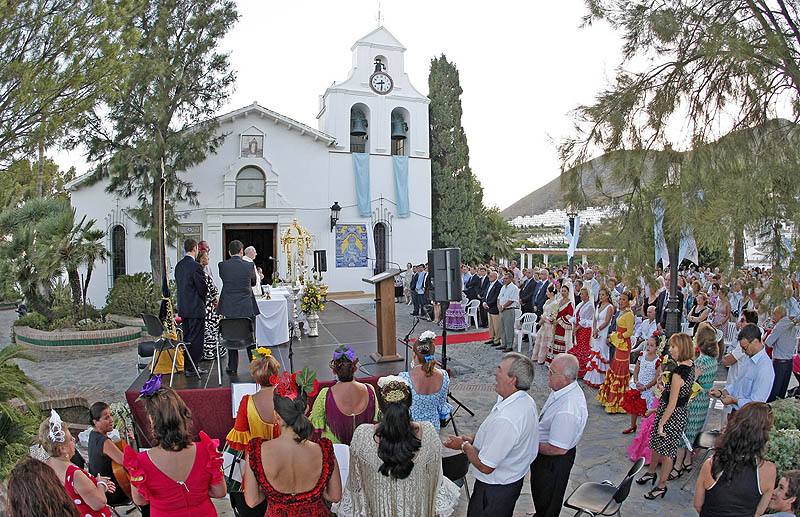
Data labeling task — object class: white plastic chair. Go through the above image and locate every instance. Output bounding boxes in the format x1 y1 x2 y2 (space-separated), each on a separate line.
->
516 313 538 352
723 321 738 353
465 299 480 329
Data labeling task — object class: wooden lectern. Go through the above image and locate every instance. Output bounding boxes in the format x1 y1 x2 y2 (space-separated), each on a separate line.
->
363 268 402 362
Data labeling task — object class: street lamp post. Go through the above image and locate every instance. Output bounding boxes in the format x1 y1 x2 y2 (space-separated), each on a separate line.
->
664 153 682 337
566 204 578 275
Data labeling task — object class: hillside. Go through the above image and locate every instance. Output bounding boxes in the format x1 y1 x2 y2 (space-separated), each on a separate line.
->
500 152 640 220
501 119 797 220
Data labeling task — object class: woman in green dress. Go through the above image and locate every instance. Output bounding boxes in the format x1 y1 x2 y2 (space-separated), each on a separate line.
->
675 322 718 473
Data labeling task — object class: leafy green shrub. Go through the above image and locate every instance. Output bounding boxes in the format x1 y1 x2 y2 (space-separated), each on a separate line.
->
103 273 158 317
767 429 800 477
13 312 47 330
0 343 40 480
771 398 800 431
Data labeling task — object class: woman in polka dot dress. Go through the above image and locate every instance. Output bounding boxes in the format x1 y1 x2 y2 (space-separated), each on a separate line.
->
39 411 114 517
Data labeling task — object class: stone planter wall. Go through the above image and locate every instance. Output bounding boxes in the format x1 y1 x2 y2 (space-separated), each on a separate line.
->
13 325 142 359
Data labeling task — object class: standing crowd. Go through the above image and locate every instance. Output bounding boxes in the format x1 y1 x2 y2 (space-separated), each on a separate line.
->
6 254 800 517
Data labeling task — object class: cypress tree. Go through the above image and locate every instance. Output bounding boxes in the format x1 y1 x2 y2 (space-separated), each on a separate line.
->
428 55 481 263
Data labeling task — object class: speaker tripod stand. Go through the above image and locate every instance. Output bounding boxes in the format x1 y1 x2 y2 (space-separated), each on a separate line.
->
438 301 475 436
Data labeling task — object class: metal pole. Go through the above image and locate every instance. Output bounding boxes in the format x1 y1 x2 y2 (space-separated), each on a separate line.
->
665 236 681 337
568 215 576 275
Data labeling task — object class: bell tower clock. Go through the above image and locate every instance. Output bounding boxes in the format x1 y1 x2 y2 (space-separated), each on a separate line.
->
369 58 393 95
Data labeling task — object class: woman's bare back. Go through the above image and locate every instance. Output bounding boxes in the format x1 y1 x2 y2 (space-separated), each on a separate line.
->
261 439 323 495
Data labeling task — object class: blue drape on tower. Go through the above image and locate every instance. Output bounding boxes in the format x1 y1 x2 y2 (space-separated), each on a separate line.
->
352 152 371 217
392 155 410 218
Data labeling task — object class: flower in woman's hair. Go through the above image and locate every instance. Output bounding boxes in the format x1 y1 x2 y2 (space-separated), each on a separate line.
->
270 371 298 401
333 345 355 362
419 330 436 342
295 366 319 398
137 375 162 401
251 347 272 360
652 330 661 337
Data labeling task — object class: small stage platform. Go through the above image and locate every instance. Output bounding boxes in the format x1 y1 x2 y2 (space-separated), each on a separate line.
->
126 302 407 445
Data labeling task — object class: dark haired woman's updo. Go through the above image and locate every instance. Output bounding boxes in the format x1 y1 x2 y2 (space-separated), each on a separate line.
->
413 340 436 376
331 356 358 382
273 390 313 443
374 379 421 480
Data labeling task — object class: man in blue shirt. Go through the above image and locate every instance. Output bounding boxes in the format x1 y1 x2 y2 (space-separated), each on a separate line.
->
711 323 774 411
765 306 798 401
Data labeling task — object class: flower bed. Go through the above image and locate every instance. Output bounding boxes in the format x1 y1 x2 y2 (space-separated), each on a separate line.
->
13 325 142 359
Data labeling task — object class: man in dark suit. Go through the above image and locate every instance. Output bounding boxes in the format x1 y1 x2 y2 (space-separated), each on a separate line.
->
410 265 420 316
658 274 685 331
475 266 490 327
174 238 208 375
217 239 260 375
482 271 503 346
533 269 551 320
520 268 538 314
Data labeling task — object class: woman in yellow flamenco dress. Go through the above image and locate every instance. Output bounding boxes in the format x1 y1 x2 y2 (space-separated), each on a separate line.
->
597 290 634 414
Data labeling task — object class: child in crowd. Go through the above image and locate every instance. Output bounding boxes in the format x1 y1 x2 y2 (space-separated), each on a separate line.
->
621 333 662 434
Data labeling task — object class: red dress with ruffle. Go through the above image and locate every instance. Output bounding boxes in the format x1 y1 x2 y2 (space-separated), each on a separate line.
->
122 431 223 517
63 464 112 517
247 437 335 517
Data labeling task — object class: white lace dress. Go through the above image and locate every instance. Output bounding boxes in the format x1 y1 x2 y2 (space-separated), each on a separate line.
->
583 303 613 387
335 421 460 517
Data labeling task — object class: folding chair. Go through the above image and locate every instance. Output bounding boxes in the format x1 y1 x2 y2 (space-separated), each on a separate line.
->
141 313 200 387
219 318 257 380
680 430 721 491
563 457 645 516
442 452 471 500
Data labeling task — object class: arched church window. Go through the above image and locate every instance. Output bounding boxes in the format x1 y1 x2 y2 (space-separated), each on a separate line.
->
111 225 126 281
350 104 370 153
236 167 266 208
390 107 409 156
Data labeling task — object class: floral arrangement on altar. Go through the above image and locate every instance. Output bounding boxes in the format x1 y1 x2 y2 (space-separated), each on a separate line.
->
301 282 324 313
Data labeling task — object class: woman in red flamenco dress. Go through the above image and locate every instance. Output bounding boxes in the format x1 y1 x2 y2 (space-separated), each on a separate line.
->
597 290 634 414
243 368 342 517
549 284 574 363
568 287 595 378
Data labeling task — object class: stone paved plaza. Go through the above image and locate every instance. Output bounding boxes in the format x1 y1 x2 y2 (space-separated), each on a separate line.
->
2 302 712 516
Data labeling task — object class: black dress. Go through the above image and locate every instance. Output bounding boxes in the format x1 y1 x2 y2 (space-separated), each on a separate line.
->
699 460 763 517
87 431 127 505
649 363 695 456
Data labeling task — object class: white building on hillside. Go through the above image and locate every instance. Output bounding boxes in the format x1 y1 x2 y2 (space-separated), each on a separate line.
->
68 27 431 305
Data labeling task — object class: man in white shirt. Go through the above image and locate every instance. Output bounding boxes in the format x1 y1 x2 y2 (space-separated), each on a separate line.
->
243 246 263 296
530 353 588 517
498 271 521 352
584 270 600 303
711 323 775 411
445 352 538 517
632 306 659 354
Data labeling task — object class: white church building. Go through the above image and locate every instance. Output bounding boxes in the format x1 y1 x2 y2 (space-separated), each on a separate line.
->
68 27 432 305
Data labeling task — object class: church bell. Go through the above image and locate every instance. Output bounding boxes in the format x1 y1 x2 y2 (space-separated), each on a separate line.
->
391 115 407 140
350 110 367 137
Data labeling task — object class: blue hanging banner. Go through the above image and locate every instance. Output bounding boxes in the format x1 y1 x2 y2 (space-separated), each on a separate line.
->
352 153 371 217
392 155 410 218
565 214 581 259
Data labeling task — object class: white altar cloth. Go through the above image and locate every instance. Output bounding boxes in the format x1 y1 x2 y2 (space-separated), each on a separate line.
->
255 298 289 346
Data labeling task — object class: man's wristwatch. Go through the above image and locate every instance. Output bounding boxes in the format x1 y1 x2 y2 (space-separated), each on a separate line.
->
460 441 469 452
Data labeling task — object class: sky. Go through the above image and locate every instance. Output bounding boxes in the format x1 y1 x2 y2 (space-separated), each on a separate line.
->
55 0 625 211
